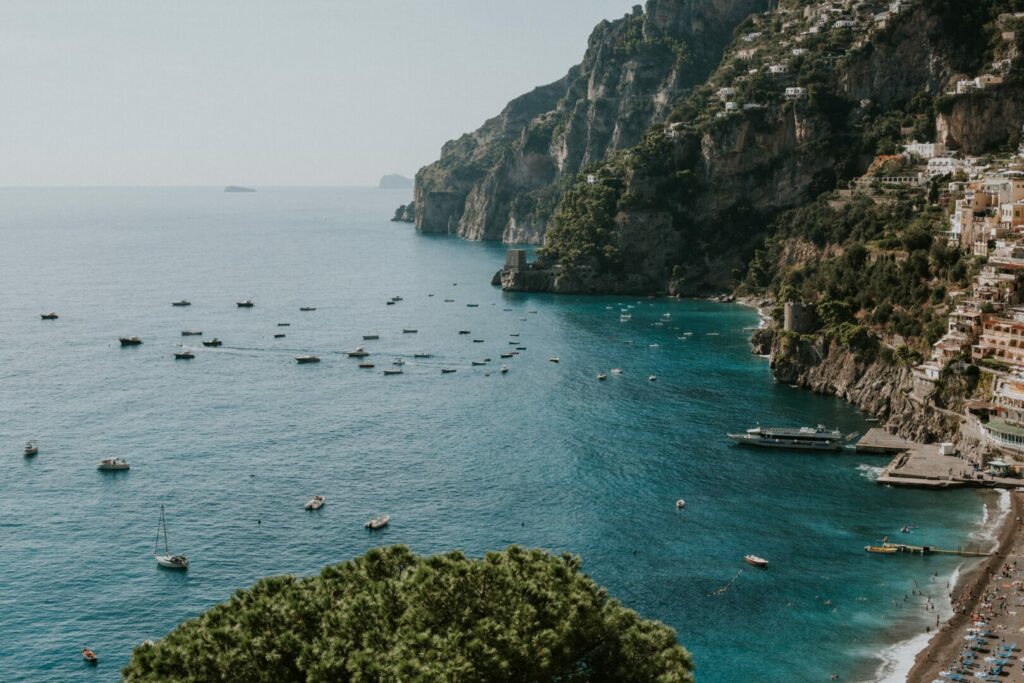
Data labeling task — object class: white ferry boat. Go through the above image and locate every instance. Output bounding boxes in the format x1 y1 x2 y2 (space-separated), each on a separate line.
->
727 424 844 451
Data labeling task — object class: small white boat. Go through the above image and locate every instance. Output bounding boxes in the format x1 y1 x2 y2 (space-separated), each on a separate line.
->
181 330 202 336
174 350 195 360
41 312 59 320
393 359 405 366
500 365 509 374
202 338 222 347
97 457 130 471
649 344 659 349
549 357 560 363
597 373 607 381
305 495 325 510
675 499 685 509
237 300 255 308
611 368 622 374
154 505 188 570
296 355 320 364
24 440 39 457
347 347 369 358
648 375 657 382
744 554 768 568
365 514 390 530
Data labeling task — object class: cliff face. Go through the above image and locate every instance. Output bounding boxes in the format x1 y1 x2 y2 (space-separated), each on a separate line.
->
768 331 962 444
412 0 769 244
936 81 1024 153
509 1 1019 295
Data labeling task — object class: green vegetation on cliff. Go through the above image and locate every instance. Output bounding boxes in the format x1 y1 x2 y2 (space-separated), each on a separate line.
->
123 545 693 683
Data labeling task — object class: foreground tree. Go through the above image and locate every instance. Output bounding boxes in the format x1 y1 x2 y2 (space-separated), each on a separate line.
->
123 545 693 682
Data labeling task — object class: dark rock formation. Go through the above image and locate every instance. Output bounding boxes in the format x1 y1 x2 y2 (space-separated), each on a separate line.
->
392 202 415 223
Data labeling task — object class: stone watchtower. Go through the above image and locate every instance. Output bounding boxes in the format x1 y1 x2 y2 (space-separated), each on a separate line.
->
783 302 816 333
505 249 528 271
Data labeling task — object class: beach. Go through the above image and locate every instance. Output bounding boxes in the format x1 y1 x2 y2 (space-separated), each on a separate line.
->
907 491 1023 682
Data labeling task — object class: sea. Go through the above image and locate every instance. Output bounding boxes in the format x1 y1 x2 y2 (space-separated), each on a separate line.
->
0 187 994 682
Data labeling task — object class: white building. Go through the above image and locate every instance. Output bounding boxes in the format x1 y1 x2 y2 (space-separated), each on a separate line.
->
784 87 808 100
903 140 945 160
717 87 736 100
769 64 789 76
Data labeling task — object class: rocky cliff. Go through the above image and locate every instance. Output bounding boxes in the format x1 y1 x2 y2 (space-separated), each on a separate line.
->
503 0 1023 295
767 330 964 444
411 0 770 244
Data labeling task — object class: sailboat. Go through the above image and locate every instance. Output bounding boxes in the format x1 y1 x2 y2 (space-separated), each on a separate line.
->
154 505 189 570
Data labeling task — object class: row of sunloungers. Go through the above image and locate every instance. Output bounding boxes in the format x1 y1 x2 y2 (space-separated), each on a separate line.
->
935 640 1016 681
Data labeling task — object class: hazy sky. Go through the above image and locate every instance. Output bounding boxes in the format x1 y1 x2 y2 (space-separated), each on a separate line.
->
0 1 636 187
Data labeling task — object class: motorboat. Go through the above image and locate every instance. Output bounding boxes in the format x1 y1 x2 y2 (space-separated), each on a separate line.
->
744 554 768 568
466 304 479 308
675 499 685 509
441 368 457 374
403 328 418 334
597 373 607 381
444 298 455 303
296 355 321 364
181 330 202 336
365 514 390 530
458 330 471 335
362 334 379 340
500 365 509 374
174 350 195 360
305 495 325 510
471 361 487 366
392 296 403 302
386 301 395 305
548 357 560 363
82 648 98 664
202 338 222 347
393 359 405 366
274 333 286 338
119 336 143 346
473 339 484 343
172 300 191 307
648 375 657 382
865 545 898 554
299 306 316 312
516 346 527 351
383 369 403 376
611 368 622 374
278 322 290 327
500 353 514 358
358 362 375 369
528 310 538 314
97 458 130 471
237 300 255 308
154 505 188 570
347 347 369 357
24 440 39 457
509 333 520 337
41 312 59 320
413 353 432 358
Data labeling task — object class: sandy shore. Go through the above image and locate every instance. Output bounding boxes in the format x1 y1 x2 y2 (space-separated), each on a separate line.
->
907 492 1023 682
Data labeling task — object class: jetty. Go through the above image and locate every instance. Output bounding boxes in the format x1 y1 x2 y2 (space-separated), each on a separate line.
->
872 542 995 558
860 428 1023 490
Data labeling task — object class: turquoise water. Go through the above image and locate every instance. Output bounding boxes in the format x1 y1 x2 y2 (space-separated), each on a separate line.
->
0 188 987 681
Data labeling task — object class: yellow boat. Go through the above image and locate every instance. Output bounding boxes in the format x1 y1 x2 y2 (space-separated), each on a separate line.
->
864 545 898 554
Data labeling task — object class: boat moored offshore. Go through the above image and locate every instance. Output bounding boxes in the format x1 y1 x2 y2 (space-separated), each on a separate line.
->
727 424 845 451
97 457 130 471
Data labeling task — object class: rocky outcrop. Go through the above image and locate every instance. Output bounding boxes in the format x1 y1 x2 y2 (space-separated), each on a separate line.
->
936 81 1024 153
769 332 961 444
391 202 415 223
410 0 769 244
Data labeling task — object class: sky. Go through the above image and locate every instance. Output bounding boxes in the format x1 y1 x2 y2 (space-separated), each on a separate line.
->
0 0 637 187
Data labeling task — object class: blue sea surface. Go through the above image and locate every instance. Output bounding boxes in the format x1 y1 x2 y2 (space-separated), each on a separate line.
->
0 188 988 681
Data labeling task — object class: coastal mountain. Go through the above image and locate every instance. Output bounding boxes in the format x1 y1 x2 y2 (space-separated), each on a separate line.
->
379 174 414 189
224 185 256 193
408 0 770 244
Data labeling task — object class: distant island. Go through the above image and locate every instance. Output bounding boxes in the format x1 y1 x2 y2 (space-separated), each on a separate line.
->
224 185 256 193
378 174 413 190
